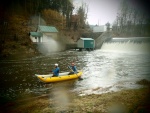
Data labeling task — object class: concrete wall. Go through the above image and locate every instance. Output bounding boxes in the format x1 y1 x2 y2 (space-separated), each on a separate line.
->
43 32 58 41
77 39 84 48
95 31 114 49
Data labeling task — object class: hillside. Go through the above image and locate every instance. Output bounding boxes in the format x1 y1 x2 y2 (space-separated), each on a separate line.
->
0 12 87 59
0 14 36 58
0 0 90 59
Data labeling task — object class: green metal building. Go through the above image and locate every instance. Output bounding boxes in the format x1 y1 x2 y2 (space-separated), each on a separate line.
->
30 25 58 43
77 38 95 50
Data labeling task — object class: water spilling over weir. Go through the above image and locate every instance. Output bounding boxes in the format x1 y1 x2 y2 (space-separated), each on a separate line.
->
101 37 150 53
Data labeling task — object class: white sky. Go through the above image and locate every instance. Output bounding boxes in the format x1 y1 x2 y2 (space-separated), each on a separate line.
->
73 0 121 25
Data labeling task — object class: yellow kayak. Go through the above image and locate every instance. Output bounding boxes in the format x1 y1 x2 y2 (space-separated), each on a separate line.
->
35 71 83 83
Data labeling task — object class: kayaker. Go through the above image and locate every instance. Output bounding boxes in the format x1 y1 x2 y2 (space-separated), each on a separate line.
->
68 62 78 74
52 63 60 77
69 63 83 80
71 62 78 73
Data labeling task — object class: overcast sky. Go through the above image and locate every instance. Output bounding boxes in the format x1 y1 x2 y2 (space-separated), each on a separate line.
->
73 0 121 25
73 0 150 26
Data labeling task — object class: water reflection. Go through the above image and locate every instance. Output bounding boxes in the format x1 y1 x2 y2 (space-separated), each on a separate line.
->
73 50 150 96
0 50 84 104
0 49 150 104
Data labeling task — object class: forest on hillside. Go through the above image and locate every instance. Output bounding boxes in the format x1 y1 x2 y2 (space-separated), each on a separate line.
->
0 0 88 29
0 0 88 57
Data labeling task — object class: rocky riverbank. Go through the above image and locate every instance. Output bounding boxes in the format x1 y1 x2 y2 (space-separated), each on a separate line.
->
1 79 150 113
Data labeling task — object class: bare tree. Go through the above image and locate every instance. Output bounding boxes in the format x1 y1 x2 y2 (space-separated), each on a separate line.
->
113 0 150 36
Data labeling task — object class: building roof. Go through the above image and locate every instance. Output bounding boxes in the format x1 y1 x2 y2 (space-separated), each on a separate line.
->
30 32 43 37
38 25 58 33
80 38 94 40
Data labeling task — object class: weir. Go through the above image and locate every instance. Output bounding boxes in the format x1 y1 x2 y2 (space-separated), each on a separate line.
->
101 37 150 53
106 37 150 43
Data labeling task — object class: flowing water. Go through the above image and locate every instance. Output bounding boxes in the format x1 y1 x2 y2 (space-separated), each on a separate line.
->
0 38 150 106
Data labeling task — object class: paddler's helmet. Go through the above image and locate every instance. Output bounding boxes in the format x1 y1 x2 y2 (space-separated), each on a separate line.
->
55 63 58 66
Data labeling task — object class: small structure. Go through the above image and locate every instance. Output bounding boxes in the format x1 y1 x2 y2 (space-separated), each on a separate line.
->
77 38 95 50
30 32 43 43
38 25 58 42
92 25 107 33
30 25 58 43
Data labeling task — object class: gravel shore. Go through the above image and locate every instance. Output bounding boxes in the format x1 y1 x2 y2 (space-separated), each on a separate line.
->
1 79 150 113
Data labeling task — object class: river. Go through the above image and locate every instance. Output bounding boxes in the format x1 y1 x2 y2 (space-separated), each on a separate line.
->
0 39 150 105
